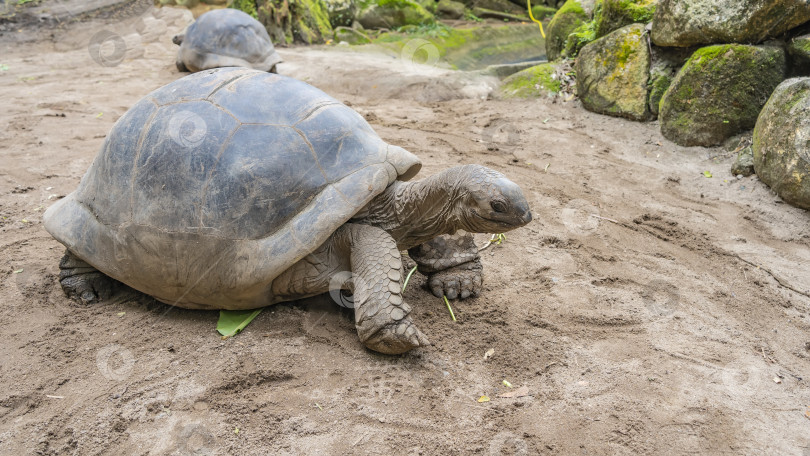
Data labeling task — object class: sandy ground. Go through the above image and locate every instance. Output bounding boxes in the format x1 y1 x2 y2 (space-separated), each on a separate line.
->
1 4 810 456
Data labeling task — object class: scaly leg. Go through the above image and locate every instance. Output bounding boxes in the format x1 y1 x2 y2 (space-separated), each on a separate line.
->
344 224 430 354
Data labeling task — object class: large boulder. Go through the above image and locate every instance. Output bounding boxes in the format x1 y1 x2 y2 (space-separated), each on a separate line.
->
256 0 333 44
753 78 810 210
595 0 657 38
437 0 466 19
357 0 434 29
652 0 810 48
546 0 596 61
659 44 786 147
576 24 652 120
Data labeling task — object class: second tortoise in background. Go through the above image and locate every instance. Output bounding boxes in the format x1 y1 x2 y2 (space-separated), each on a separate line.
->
173 8 282 73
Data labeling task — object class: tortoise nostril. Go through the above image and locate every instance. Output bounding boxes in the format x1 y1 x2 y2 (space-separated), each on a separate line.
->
522 211 532 223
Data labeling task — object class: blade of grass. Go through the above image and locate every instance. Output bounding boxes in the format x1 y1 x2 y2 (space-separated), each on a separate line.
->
443 295 457 322
217 308 263 339
402 265 418 292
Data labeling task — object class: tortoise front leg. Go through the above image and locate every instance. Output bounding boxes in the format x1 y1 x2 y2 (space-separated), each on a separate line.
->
408 232 483 300
342 224 430 354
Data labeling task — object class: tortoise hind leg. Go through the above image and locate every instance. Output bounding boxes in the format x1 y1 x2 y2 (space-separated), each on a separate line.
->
58 250 118 303
342 224 430 354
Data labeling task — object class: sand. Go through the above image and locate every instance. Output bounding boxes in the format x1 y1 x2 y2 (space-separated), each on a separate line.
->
1 4 809 455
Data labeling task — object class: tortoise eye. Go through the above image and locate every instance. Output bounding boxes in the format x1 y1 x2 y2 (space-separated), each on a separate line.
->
491 201 507 213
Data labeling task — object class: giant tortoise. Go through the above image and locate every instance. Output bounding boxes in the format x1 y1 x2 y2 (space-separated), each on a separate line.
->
44 68 532 354
173 8 282 73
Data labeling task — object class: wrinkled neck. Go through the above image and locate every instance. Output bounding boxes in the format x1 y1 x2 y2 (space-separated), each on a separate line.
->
355 170 463 249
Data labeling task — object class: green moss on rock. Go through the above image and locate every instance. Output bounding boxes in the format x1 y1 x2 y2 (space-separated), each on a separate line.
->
256 0 333 44
753 77 810 209
595 0 655 38
576 23 652 120
357 0 434 29
659 44 786 146
531 5 557 19
500 63 562 97
375 23 544 70
323 0 356 27
546 0 593 60
788 34 810 75
652 0 810 48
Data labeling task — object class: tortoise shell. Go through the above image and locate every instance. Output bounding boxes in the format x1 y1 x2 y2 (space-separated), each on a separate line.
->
177 8 282 73
44 68 421 308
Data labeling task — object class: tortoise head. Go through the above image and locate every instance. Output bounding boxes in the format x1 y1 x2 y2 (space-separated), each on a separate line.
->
453 165 532 233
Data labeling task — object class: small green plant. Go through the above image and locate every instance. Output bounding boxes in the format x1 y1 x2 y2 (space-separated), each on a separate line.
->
229 0 258 19
464 11 483 22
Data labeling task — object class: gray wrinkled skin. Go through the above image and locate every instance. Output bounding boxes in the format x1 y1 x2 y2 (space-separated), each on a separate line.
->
45 68 532 354
174 9 282 73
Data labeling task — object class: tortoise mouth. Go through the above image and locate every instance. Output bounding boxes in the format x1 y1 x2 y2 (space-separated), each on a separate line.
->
470 209 522 230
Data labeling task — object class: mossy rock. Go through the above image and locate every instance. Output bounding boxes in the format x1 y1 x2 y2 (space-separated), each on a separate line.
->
437 0 466 19
576 23 652 120
531 5 557 19
595 0 656 38
500 63 562 97
471 0 525 14
357 0 434 29
652 0 810 48
546 0 596 61
788 34 810 75
255 0 333 44
659 44 786 147
731 145 755 177
334 25 372 43
753 77 810 210
471 7 528 21
323 0 356 27
647 46 691 116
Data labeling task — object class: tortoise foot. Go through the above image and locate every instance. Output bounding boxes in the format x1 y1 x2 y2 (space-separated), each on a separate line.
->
361 319 430 355
58 250 117 303
427 259 483 300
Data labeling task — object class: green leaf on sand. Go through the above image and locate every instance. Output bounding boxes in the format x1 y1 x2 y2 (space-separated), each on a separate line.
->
217 309 263 338
703 171 713 178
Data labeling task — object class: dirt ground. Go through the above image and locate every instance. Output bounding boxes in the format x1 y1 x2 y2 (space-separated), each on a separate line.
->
1 4 809 456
